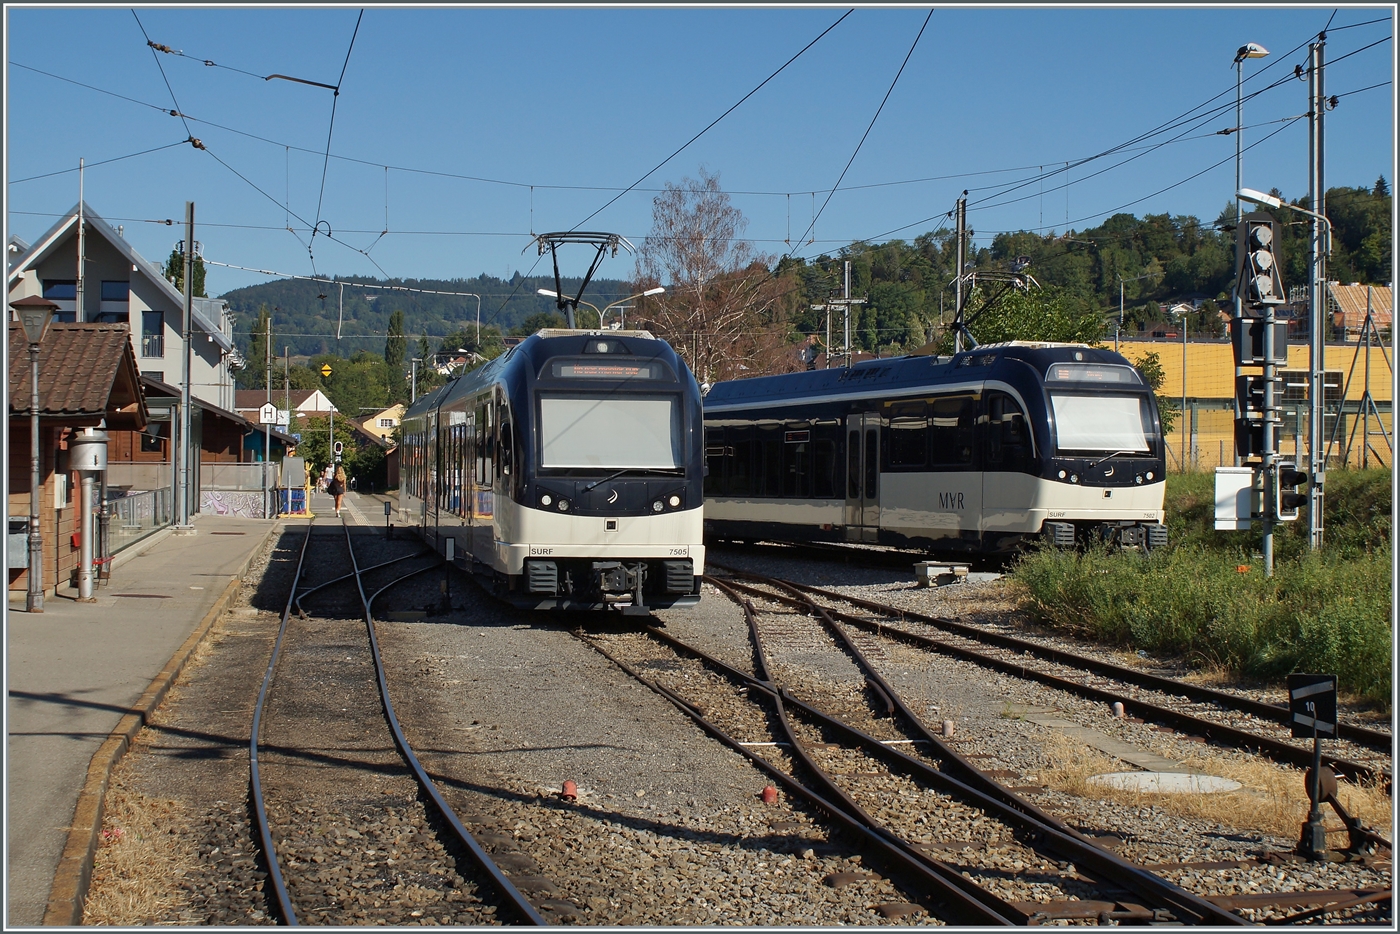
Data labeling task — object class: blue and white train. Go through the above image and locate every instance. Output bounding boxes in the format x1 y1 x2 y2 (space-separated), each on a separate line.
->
701 342 1169 555
399 329 705 612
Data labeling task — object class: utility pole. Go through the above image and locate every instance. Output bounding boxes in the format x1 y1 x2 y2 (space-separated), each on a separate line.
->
1306 38 1328 551
264 315 272 517
177 201 195 531
954 194 968 353
77 159 85 324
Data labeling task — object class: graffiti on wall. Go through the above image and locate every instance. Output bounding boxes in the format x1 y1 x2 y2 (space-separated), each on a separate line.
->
201 491 268 519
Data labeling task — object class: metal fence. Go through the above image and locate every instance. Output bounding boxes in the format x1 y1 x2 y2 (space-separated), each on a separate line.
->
204 462 280 490
108 488 171 553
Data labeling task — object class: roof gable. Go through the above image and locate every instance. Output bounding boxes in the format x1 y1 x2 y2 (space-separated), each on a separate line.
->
8 202 231 350
8 323 147 428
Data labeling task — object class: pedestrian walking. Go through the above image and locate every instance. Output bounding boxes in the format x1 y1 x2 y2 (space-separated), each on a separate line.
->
329 464 348 517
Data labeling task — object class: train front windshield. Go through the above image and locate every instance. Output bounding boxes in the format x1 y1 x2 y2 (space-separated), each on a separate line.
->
1050 394 1152 454
539 395 683 469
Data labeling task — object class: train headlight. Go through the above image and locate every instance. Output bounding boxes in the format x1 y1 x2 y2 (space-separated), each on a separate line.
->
1146 471 1155 481
1135 475 1144 485
558 499 570 512
1070 474 1079 484
1058 470 1067 479
652 500 664 513
667 494 682 508
540 493 553 506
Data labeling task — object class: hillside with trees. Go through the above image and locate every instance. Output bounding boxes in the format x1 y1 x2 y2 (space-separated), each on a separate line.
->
223 175 1389 412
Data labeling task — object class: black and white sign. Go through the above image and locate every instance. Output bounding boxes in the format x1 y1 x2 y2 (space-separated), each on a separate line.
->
1287 673 1337 739
258 403 279 424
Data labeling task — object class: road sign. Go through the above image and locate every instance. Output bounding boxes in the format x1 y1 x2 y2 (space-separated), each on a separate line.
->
321 363 332 377
1288 674 1337 738
258 402 278 424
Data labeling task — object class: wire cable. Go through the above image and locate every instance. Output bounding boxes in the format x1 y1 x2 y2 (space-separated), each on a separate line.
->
570 8 852 230
7 140 189 184
790 9 933 257
130 9 193 139
309 9 365 263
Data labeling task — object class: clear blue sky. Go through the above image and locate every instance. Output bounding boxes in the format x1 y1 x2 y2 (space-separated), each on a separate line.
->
6 5 1394 305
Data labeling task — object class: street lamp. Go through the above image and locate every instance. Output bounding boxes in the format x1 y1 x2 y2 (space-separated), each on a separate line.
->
536 287 665 330
1118 272 1160 352
13 294 57 612
1233 43 1268 324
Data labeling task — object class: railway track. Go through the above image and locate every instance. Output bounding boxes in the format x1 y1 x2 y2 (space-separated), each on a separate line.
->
713 565 1393 797
248 519 547 926
582 579 1255 925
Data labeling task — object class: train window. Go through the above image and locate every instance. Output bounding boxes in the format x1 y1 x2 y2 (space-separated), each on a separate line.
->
1051 393 1150 453
758 427 782 498
887 402 928 469
847 431 861 498
783 441 811 498
498 412 512 479
929 395 976 467
539 395 682 468
813 440 837 498
729 433 753 496
704 436 725 497
985 391 1030 472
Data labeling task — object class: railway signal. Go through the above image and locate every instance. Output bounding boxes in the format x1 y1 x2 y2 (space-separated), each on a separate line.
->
1289 673 1337 860
1276 461 1309 521
1219 208 1289 576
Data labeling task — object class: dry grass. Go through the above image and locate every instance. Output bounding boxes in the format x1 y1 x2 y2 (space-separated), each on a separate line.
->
82 756 198 925
1038 732 1393 844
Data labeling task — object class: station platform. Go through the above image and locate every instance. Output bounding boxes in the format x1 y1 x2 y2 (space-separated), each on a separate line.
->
6 512 265 925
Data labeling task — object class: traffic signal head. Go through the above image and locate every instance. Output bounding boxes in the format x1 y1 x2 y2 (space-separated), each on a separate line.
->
1233 212 1286 311
1276 460 1308 521
333 440 344 457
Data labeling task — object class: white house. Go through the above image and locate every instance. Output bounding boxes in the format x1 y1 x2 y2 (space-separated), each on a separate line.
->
7 202 241 412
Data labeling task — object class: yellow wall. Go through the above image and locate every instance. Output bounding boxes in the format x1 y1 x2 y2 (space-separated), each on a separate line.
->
1117 339 1393 403
1116 340 1393 470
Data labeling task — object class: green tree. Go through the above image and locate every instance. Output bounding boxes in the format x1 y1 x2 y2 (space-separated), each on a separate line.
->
241 304 274 389
163 249 206 297
1128 350 1178 437
933 284 1104 353
384 309 406 372
512 311 565 335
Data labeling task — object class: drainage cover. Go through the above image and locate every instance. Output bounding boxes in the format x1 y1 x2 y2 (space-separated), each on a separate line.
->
1087 771 1241 794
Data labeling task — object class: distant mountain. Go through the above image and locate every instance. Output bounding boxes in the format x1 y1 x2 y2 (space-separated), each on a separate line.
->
219 272 637 358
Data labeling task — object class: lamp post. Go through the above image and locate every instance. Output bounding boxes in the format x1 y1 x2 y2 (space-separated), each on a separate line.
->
536 287 665 330
1238 186 1332 550
1118 272 1160 352
14 295 57 612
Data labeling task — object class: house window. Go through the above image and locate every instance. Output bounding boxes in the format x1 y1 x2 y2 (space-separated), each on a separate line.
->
101 281 130 301
378 418 396 428
42 280 77 323
142 311 164 358
140 433 163 453
142 370 165 382
1279 370 1342 405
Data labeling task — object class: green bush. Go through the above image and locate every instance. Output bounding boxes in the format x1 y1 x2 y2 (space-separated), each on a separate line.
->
1011 469 1393 705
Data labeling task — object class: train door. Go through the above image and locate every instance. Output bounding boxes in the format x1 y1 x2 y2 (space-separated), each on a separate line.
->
844 413 880 543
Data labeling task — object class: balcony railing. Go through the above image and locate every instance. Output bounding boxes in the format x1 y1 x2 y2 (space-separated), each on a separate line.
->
141 333 165 357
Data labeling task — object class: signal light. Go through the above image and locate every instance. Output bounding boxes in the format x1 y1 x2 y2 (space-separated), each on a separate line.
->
1276 461 1308 521
1233 213 1286 312
333 440 344 456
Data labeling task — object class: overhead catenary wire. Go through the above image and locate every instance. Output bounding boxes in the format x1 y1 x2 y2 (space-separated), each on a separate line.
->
8 140 190 184
790 8 933 259
130 9 193 139
568 8 853 230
